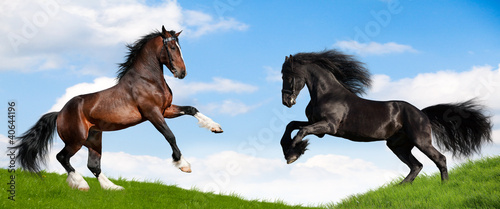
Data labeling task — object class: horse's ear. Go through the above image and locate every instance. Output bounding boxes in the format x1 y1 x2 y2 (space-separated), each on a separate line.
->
175 30 183 37
289 54 293 61
161 25 167 38
285 56 289 61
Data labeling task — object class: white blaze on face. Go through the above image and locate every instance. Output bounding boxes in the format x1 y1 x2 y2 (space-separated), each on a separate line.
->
175 41 184 60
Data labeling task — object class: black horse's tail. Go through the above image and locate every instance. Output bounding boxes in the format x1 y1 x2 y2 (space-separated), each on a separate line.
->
11 112 59 173
421 100 492 157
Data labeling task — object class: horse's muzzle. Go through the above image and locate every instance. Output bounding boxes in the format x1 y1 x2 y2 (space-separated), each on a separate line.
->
282 93 296 108
171 68 186 79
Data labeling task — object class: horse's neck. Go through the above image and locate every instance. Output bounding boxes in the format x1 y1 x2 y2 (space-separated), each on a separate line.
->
123 49 164 83
305 68 352 100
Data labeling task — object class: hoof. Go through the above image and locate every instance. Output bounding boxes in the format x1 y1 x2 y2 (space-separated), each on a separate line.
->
78 187 89 192
180 166 192 173
174 155 192 173
67 172 90 191
211 126 223 133
286 155 299 164
106 185 125 190
195 113 223 133
98 174 125 190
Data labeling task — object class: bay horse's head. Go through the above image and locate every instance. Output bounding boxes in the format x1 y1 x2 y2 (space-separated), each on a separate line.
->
160 26 186 79
281 55 306 108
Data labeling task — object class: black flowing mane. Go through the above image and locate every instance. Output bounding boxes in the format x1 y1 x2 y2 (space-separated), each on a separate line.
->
117 30 178 80
289 50 372 95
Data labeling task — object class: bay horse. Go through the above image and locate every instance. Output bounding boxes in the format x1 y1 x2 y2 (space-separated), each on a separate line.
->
280 50 492 184
13 26 223 191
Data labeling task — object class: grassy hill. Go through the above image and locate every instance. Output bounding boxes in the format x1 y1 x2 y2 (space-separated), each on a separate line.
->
0 168 315 209
328 156 500 208
2 156 499 208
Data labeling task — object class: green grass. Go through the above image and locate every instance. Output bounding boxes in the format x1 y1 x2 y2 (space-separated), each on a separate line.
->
2 156 499 208
0 169 316 209
328 156 500 209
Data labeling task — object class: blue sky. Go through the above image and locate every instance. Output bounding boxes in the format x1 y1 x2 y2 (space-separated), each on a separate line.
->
1 0 500 205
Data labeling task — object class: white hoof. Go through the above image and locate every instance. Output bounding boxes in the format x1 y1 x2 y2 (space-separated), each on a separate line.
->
98 174 124 190
173 156 191 173
67 172 90 191
194 113 223 133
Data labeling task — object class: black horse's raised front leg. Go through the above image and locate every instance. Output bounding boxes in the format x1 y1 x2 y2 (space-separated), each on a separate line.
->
284 120 335 164
281 121 310 164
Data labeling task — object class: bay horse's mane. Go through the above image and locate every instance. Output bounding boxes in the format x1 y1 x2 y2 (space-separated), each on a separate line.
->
289 50 372 95
117 30 177 80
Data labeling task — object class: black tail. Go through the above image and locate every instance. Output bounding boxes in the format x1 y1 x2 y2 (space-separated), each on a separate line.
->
11 112 59 173
422 100 492 157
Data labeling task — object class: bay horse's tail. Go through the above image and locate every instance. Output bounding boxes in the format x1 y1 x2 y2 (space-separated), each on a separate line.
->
11 112 59 173
421 100 492 157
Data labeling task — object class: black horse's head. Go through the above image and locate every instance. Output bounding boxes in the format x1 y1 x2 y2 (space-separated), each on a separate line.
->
281 55 306 108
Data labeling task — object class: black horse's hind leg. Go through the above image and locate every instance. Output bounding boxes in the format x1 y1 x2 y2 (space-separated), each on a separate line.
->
387 137 423 184
415 141 448 181
408 124 449 182
84 129 124 190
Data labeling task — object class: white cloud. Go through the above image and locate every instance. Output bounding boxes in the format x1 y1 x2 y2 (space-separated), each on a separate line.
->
0 0 248 72
334 40 417 56
367 64 500 110
164 76 258 105
166 76 258 95
48 77 117 112
264 66 281 82
202 100 261 116
493 129 500 144
184 10 249 38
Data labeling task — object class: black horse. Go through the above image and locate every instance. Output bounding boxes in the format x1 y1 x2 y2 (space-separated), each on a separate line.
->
280 50 492 183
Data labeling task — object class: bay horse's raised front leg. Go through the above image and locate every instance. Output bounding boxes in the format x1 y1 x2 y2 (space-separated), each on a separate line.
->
285 120 335 164
147 109 191 173
163 105 223 133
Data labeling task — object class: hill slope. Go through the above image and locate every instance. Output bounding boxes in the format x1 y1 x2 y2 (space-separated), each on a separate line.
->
0 168 316 208
329 156 500 208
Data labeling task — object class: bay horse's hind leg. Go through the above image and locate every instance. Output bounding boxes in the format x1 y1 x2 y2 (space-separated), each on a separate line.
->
386 136 423 184
56 99 91 191
56 145 90 191
84 129 124 190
